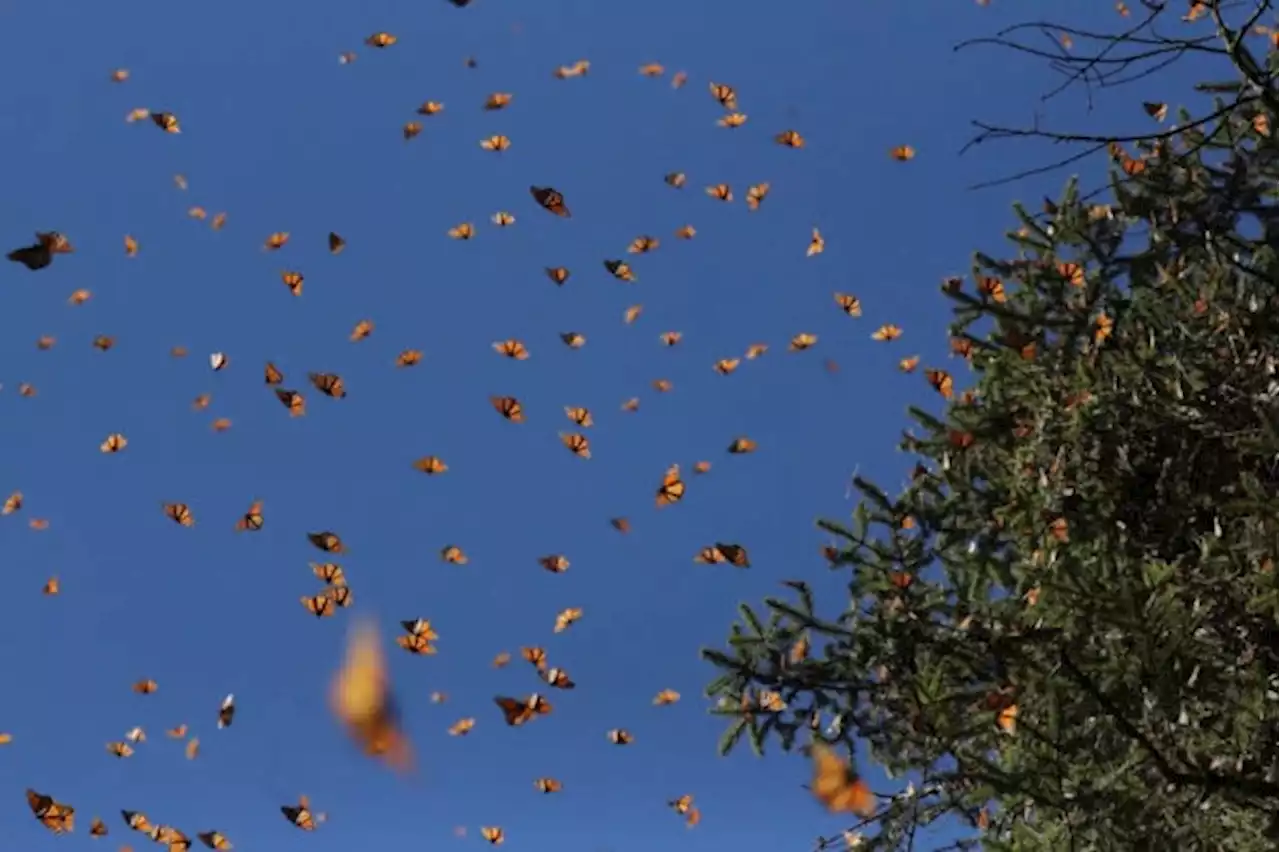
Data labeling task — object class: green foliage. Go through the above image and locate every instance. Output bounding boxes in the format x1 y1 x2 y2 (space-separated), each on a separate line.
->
702 52 1279 852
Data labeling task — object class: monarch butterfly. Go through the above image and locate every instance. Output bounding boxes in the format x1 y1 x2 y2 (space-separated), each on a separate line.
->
483 92 513 110
264 232 289 250
559 432 590 459
728 437 757 454
198 830 232 850
607 728 634 745
281 796 326 831
163 503 194 527
708 82 738 110
92 334 115 351
563 406 592 427
671 70 688 88
664 171 686 188
789 333 818 352
638 62 665 76
545 266 570 285
448 222 475 240
809 744 875 816
107 740 134 758
302 594 337 618
660 331 683 347
653 688 680 705
610 517 631 533
775 129 805 148
396 349 423 367
493 339 529 359
89 816 107 836
627 235 659 254
1057 262 1085 287
976 276 1006 303
350 319 374 342
559 331 586 348
448 717 475 736
27 789 75 834
331 620 414 772
440 545 468 564
492 651 512 668
806 227 825 257
124 234 139 257
264 362 284 385
309 372 346 398
553 606 582 632
417 100 444 115
479 134 511 151
150 111 181 133
111 68 129 82
210 211 227 230
68 289 92 305
717 112 747 128
925 368 954 399
534 777 562 793
530 185 571 217
745 343 768 359
100 433 127 454
133 678 159 694
554 59 590 79
490 395 525 422
871 324 903 342
307 531 346 553
652 378 673 393
36 335 55 350
621 397 640 412
521 646 548 672
713 358 740 375
328 232 346 253
538 554 569 573
656 464 686 507
491 211 515 227
745 182 770 210
165 725 187 739
280 270 303 296
669 795 701 827
675 224 696 239
545 667 575 689
7 231 72 271
400 618 436 639
274 388 306 417
604 259 636 282
692 461 712 475
624 305 643 324
125 726 145 743
834 293 862 317
706 183 733 202
414 455 448 474
402 121 422 141
312 562 347 586
480 826 505 845
495 693 552 726
365 32 397 47
217 693 236 728
326 586 354 609
396 632 437 655
236 500 264 532
898 355 921 373
889 145 916 161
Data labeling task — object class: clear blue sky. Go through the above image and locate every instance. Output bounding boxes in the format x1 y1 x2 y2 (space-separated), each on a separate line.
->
0 0 1207 849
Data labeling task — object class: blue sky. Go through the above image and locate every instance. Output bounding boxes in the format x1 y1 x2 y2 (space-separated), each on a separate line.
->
0 0 1211 848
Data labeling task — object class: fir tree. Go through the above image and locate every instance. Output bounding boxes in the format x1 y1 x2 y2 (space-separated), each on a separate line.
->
703 17 1278 852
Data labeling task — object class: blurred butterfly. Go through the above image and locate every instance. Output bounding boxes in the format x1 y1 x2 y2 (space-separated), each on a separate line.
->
709 82 738 109
653 689 680 706
309 372 346 398
350 319 374 342
7 231 73 271
281 271 304 296
494 694 552 726
493 339 530 359
534 778 563 794
484 92 513 110
745 183 770 210
480 134 511 151
559 432 590 459
560 332 586 348
198 830 233 850
440 545 468 564
150 111 181 133
236 500 264 532
872 324 903 341
27 789 75 834
481 826 505 845
553 607 582 632
307 531 346 553
775 129 805 148
264 232 290 250
328 232 346 253
545 266 570 285
414 456 448 475
835 293 862 316
396 349 423 367
274 388 306 417
163 503 194 527
264 362 284 385
889 145 916 161
728 437 757 454
100 433 127 454
330 620 414 772
717 112 747 128
809 744 875 816
365 32 397 47
656 464 686 507
806 228 824 257
790 333 818 351
706 183 733 202
607 729 634 745
281 796 326 831
604 259 636 282
665 172 687 188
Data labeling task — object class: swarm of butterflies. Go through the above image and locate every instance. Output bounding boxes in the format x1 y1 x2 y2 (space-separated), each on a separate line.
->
3 6 970 849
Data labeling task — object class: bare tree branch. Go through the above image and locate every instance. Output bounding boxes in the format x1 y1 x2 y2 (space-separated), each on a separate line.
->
955 0 1277 191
